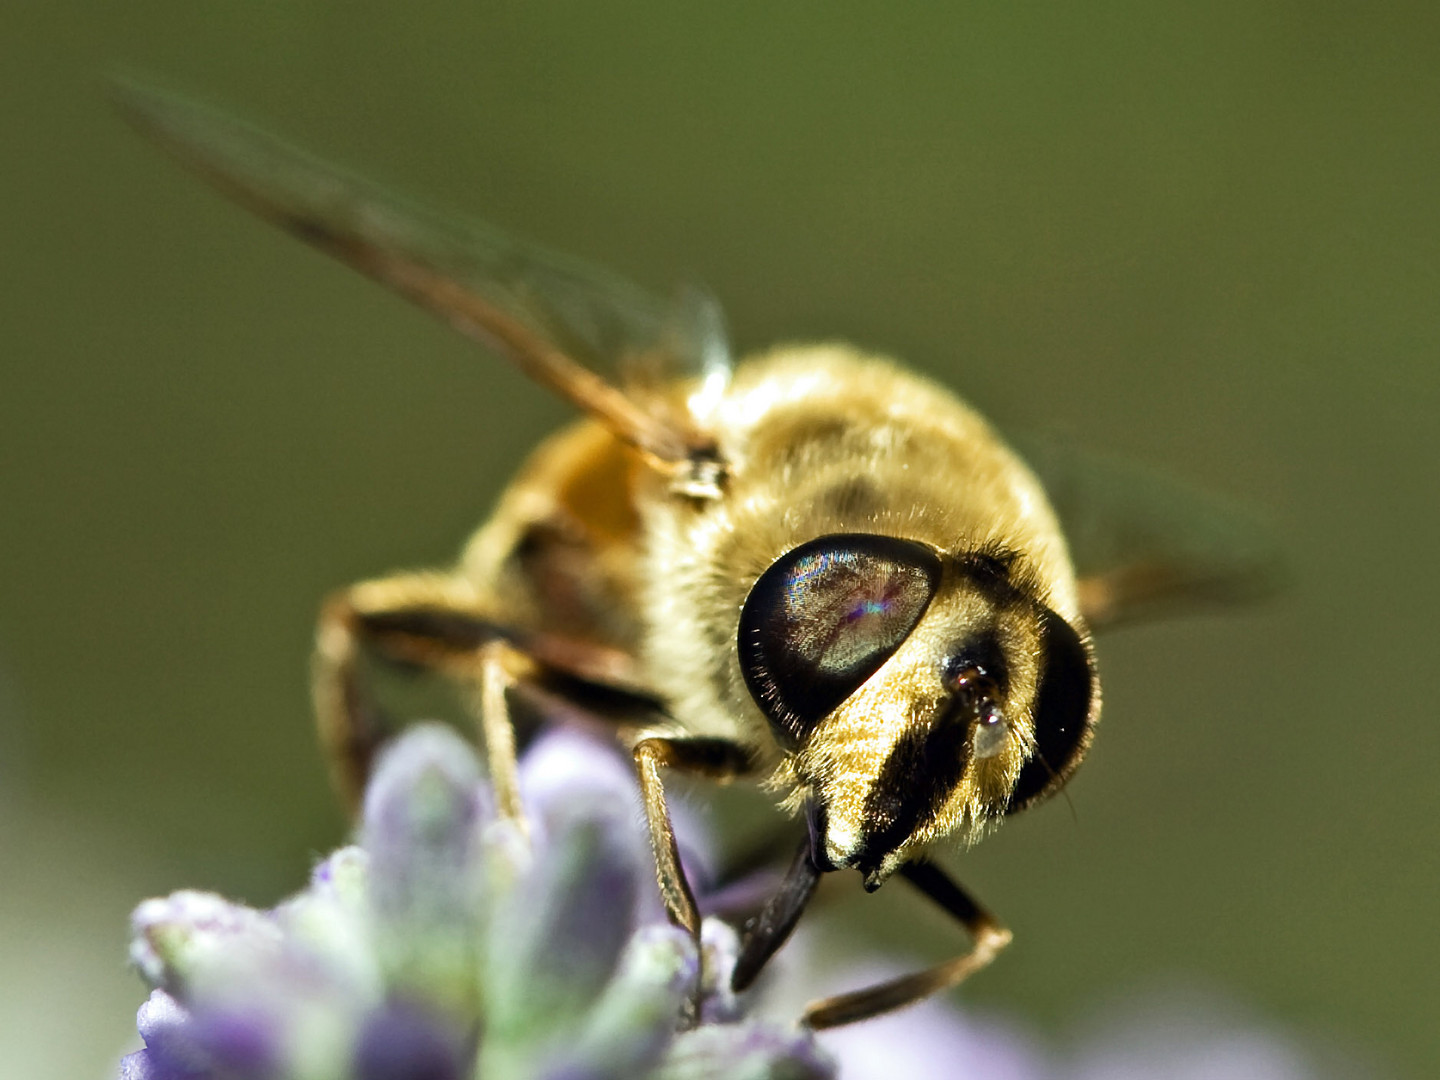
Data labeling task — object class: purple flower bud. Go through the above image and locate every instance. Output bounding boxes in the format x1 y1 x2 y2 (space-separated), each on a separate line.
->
655 1022 835 1080
362 724 488 1011
120 992 197 1080
695 918 744 1026
362 724 488 918
118 724 838 1080
187 1007 281 1078
519 728 716 916
482 806 643 1076
537 923 698 1080
352 999 472 1080
129 893 282 998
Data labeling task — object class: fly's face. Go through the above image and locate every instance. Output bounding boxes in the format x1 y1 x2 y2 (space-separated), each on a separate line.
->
740 534 1098 888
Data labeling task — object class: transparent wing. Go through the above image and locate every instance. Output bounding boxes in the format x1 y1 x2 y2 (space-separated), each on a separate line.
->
110 78 731 472
1010 434 1284 631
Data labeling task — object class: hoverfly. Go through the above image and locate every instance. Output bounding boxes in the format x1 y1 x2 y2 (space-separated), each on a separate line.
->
114 81 1274 1029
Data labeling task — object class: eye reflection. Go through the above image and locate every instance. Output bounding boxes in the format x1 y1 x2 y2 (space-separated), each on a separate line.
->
782 550 932 676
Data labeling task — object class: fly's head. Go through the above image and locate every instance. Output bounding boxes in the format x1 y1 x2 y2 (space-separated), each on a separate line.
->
740 534 1099 889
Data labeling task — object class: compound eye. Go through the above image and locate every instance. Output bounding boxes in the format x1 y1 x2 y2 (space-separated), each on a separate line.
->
740 534 941 748
1006 607 1097 811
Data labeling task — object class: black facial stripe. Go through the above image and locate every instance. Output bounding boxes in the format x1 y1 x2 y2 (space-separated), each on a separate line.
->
857 699 973 870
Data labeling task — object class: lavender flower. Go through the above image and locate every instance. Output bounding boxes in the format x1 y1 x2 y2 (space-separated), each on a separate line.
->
119 724 832 1080
118 724 1357 1080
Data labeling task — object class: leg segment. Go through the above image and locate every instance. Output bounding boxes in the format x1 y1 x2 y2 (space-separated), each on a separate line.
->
313 576 501 812
631 737 756 938
730 835 821 991
475 639 528 829
634 740 702 940
632 736 757 1025
312 572 496 813
801 859 1011 1030
313 567 647 818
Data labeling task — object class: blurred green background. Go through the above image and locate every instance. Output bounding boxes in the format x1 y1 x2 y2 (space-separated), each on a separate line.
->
2 3 1437 1077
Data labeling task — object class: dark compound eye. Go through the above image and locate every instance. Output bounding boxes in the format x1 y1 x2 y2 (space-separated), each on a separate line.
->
1006 607 1097 812
740 534 941 748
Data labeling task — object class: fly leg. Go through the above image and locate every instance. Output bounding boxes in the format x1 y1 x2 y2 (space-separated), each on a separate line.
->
632 736 755 1020
313 570 644 819
312 573 499 814
801 859 1011 1029
730 835 822 992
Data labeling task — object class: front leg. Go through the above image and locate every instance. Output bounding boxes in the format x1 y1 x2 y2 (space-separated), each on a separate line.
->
631 737 756 939
801 859 1011 1029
